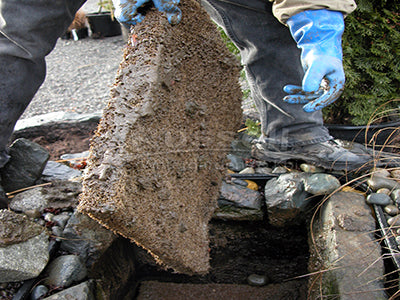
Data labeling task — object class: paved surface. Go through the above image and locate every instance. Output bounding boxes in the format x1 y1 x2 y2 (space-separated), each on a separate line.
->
21 0 126 120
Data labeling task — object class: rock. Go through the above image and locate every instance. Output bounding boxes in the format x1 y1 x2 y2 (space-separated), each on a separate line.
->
61 211 116 268
230 132 254 159
376 188 391 195
218 181 262 210
264 173 310 227
52 214 70 228
387 215 400 227
42 161 82 181
239 167 255 174
0 209 49 283
78 0 243 275
308 192 386 299
0 138 49 192
247 274 268 286
366 193 392 206
391 168 400 179
391 189 400 205
31 285 49 300
60 151 90 169
42 281 95 300
9 181 81 214
367 175 400 191
227 154 245 172
255 167 272 174
371 168 391 178
272 166 287 174
299 163 324 173
45 255 87 288
384 204 399 216
303 173 341 195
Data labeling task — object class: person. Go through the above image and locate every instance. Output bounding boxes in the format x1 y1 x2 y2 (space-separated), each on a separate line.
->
0 0 383 206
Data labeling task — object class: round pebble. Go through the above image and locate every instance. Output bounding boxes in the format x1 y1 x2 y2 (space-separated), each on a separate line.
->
372 168 391 178
239 167 255 175
391 169 400 179
396 236 400 246
366 193 392 206
391 189 400 204
24 209 41 219
384 204 400 216
247 274 268 286
31 285 49 300
272 166 287 174
300 163 324 173
387 216 400 227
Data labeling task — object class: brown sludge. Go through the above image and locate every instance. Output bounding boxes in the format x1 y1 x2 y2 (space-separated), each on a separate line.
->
78 0 243 274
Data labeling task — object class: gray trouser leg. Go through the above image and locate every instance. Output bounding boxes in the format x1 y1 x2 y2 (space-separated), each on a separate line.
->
201 0 332 149
0 0 86 167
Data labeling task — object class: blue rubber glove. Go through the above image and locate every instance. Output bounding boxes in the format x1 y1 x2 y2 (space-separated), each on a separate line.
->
283 9 345 112
112 0 181 27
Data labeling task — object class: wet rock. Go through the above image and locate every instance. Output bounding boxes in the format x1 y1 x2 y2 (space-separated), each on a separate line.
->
366 193 392 206
264 173 310 227
42 281 95 300
367 175 400 191
9 181 81 214
227 154 245 172
391 168 400 179
384 204 399 216
247 274 268 286
61 211 117 268
303 173 341 195
42 161 82 181
0 138 49 192
0 210 49 283
308 192 385 299
45 255 87 288
31 285 49 300
219 181 262 210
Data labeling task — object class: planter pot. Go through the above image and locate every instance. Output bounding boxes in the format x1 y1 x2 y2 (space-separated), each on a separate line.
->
326 120 400 147
87 12 121 38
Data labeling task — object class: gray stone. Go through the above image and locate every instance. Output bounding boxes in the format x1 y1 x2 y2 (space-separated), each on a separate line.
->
391 169 400 179
264 173 309 227
376 188 391 195
227 154 245 172
255 167 272 174
308 191 386 299
10 181 81 214
45 255 87 288
0 231 49 283
272 166 287 174
42 281 95 300
52 214 70 228
303 173 341 195
31 285 49 300
391 189 400 205
61 211 117 268
366 193 392 206
384 204 399 216
387 215 400 227
371 168 391 178
0 138 49 192
219 181 262 210
367 175 400 191
42 161 82 181
239 167 255 174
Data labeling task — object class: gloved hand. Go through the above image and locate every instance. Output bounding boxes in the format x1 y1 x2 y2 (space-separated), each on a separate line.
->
283 9 345 112
112 0 181 28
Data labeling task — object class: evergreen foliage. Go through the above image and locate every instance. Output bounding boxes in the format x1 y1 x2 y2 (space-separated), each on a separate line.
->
324 0 400 125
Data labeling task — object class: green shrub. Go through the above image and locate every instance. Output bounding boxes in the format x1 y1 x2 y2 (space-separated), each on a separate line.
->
324 0 400 125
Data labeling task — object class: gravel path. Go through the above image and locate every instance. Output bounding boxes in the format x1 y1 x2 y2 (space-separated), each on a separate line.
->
21 0 127 120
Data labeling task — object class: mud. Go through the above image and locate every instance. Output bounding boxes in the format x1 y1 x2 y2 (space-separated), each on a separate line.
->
78 0 243 275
